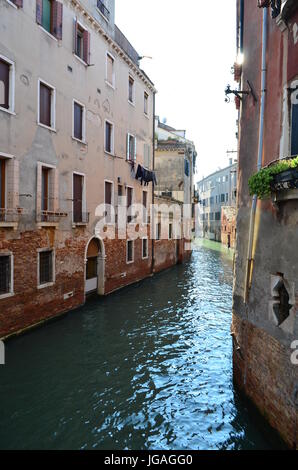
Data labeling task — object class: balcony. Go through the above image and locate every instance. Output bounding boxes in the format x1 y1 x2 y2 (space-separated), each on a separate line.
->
0 208 23 230
36 210 68 229
97 0 110 21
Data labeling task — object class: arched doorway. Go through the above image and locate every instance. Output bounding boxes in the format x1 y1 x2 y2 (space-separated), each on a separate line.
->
85 237 105 296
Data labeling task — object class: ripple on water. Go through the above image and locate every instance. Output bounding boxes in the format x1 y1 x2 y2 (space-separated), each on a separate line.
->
0 243 286 450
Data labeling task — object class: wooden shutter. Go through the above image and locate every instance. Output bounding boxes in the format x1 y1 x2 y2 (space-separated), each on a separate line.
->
36 0 43 25
73 174 83 223
83 30 90 65
73 18 78 53
291 104 298 156
0 59 9 110
52 1 63 40
39 82 51 127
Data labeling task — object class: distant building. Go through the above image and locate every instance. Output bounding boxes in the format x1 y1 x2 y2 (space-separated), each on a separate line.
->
197 159 237 242
154 117 197 206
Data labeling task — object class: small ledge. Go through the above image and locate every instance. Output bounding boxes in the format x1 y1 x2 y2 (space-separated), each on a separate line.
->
72 222 88 228
105 80 115 90
0 222 18 231
74 53 88 67
72 136 87 146
37 122 57 133
38 25 58 42
37 282 55 290
5 0 18 9
0 107 16 116
0 292 15 301
273 188 298 202
37 222 59 229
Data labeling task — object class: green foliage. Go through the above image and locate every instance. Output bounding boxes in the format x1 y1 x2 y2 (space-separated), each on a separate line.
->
248 157 298 199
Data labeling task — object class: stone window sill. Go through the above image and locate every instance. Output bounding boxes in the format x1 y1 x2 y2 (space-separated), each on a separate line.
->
37 222 59 229
0 222 18 231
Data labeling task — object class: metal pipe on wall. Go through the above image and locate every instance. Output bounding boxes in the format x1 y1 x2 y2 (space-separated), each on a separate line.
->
244 8 268 303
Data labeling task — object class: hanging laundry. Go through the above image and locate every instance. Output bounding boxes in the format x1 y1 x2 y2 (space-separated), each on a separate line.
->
135 164 157 186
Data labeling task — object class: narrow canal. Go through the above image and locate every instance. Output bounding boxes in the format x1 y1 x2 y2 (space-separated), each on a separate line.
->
0 241 285 450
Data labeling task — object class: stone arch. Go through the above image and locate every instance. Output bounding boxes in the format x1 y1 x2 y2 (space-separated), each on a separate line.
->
85 236 105 296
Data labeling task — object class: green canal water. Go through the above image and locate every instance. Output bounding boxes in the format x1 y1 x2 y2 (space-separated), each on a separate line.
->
0 241 286 450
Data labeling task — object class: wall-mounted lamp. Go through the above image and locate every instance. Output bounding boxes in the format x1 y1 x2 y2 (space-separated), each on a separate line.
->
225 80 257 103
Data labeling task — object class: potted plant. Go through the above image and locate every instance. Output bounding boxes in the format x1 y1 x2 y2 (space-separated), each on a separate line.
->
248 156 298 199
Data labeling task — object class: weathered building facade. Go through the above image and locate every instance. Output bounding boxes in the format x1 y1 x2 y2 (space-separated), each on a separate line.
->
0 0 157 338
197 159 237 242
232 0 298 448
154 117 197 206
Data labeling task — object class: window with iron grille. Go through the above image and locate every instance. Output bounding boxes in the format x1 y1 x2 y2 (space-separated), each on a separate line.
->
39 250 53 285
0 255 11 295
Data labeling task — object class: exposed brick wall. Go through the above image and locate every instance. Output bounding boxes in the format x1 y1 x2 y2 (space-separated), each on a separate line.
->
0 229 86 339
0 222 192 339
232 314 297 449
104 234 153 294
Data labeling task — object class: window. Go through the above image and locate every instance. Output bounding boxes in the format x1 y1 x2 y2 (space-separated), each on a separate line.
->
128 76 135 104
185 159 190 176
215 212 221 221
142 238 148 259
221 194 225 203
36 0 63 40
74 21 90 64
0 254 12 296
104 181 113 223
106 53 115 87
127 240 134 263
169 223 173 240
226 193 229 202
38 250 54 286
126 134 136 162
126 186 133 223
97 0 110 21
38 80 55 129
0 159 6 221
0 56 14 113
41 166 50 220
73 100 85 142
144 92 149 115
142 191 147 223
73 173 84 223
156 222 161 240
105 120 114 154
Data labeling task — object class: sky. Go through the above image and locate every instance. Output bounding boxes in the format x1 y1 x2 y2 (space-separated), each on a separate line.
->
116 0 238 181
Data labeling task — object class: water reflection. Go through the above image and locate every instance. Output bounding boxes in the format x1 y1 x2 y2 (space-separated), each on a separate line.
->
0 242 285 449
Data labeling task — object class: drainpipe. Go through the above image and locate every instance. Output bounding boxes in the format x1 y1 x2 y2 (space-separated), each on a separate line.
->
244 8 268 303
151 91 156 275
